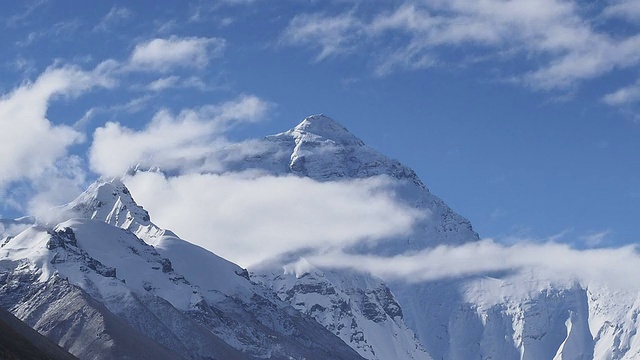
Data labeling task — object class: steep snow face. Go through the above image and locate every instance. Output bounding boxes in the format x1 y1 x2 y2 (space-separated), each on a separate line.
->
583 284 640 360
0 225 206 359
253 263 431 360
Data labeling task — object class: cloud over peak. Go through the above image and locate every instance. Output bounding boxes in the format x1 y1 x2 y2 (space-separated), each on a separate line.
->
125 171 423 267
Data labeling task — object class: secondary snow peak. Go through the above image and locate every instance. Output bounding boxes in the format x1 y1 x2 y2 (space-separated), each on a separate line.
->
64 178 155 236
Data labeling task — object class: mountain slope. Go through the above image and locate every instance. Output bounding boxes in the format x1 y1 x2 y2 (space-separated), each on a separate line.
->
0 179 365 359
0 305 78 360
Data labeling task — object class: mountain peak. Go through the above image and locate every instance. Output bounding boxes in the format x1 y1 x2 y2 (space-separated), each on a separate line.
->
64 178 154 232
291 114 364 146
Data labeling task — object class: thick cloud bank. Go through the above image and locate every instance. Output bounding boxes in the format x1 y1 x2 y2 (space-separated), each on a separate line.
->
125 171 422 267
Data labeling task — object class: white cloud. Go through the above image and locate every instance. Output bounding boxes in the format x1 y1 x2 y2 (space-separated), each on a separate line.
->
281 0 640 90
89 95 272 177
603 0 640 21
146 76 209 92
27 155 87 224
124 171 422 267
302 239 640 291
129 36 226 72
73 95 153 131
580 230 611 247
214 93 271 122
94 6 132 32
147 76 180 91
6 0 47 28
603 79 640 105
0 219 32 239
0 65 114 192
281 12 363 61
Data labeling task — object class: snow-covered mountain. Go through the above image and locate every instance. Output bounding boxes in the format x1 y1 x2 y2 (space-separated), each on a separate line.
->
223 115 640 359
0 178 364 359
2 114 640 359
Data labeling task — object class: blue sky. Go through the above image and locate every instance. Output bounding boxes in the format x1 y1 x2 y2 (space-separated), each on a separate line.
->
1 0 639 250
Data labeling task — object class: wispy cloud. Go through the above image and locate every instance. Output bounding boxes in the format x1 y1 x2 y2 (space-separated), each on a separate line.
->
129 36 226 72
147 76 181 91
89 95 272 177
93 6 132 32
280 0 640 91
146 76 209 92
580 230 611 247
281 12 363 61
16 20 81 47
603 79 640 105
603 0 640 21
27 155 87 223
9 56 37 75
5 0 48 28
298 239 640 291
